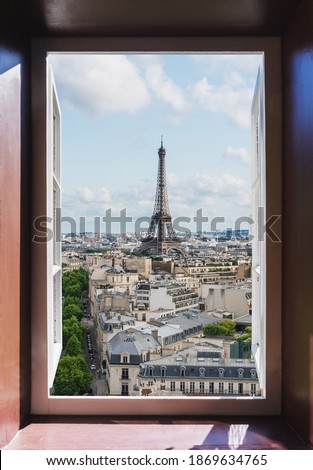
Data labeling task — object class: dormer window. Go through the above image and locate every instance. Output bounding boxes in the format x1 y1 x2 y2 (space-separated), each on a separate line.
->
121 354 129 363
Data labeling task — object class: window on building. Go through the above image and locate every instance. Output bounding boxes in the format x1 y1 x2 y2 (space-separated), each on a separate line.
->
219 383 224 394
199 382 205 394
170 381 175 392
229 383 234 394
209 382 214 394
190 382 195 394
31 37 281 416
180 382 186 393
121 383 128 396
121 368 129 379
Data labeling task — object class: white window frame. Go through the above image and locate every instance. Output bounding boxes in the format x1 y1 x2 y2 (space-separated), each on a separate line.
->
31 36 282 416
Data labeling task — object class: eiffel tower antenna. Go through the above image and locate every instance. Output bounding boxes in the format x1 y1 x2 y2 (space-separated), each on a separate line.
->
138 139 183 255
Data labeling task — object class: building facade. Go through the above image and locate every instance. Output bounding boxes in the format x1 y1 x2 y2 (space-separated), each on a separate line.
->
138 347 259 397
106 330 161 396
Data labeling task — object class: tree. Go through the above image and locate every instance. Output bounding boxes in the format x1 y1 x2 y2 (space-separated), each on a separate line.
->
237 325 252 342
63 295 81 307
53 356 92 396
63 282 82 298
203 319 236 337
203 323 229 337
218 320 236 337
63 334 83 356
62 316 84 348
62 303 83 321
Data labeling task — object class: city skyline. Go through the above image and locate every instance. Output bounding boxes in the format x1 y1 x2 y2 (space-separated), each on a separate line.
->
48 53 262 234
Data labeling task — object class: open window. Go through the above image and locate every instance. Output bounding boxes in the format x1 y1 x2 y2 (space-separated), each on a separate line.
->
31 37 281 416
47 64 62 387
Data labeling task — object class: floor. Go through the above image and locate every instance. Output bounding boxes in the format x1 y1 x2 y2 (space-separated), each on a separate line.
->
3 416 312 450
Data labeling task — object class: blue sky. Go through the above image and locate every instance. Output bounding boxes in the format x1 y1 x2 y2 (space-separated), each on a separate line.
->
48 53 262 234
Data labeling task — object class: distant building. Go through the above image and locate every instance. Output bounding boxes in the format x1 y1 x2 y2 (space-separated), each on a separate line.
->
130 314 203 352
62 253 85 272
135 281 199 313
181 264 239 284
122 256 152 279
138 346 259 397
97 310 136 366
201 284 252 318
106 330 161 396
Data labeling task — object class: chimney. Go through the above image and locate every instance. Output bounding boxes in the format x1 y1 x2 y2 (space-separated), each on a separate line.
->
151 329 159 342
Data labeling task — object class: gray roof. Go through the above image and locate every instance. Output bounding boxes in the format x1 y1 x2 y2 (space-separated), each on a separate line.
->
99 312 135 330
107 330 161 364
139 346 258 381
106 264 125 274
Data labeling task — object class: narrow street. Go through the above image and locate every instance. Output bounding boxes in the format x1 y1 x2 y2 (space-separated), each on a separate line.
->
81 307 109 396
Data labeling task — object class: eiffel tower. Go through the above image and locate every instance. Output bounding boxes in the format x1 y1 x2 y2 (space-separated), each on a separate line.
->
138 138 183 255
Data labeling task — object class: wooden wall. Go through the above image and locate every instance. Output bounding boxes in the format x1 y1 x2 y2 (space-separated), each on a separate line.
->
283 0 313 445
0 4 31 448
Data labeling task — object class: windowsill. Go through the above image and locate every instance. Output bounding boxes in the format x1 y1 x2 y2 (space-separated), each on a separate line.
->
4 416 311 450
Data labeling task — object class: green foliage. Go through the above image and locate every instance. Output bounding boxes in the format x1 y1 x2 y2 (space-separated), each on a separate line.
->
63 267 89 294
57 268 91 395
203 323 229 336
63 334 83 356
63 295 81 307
53 355 92 396
237 333 251 342
203 319 236 337
219 320 236 336
62 303 83 321
237 326 252 342
62 316 84 348
131 251 147 257
63 282 82 298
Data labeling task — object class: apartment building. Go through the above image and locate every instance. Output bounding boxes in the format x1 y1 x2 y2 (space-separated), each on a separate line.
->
135 281 199 313
183 264 238 284
201 284 252 318
138 347 259 397
106 330 161 396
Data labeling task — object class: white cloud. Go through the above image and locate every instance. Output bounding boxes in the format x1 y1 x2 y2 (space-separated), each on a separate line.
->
223 145 250 165
191 76 253 128
192 54 262 75
48 55 150 115
145 64 187 112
